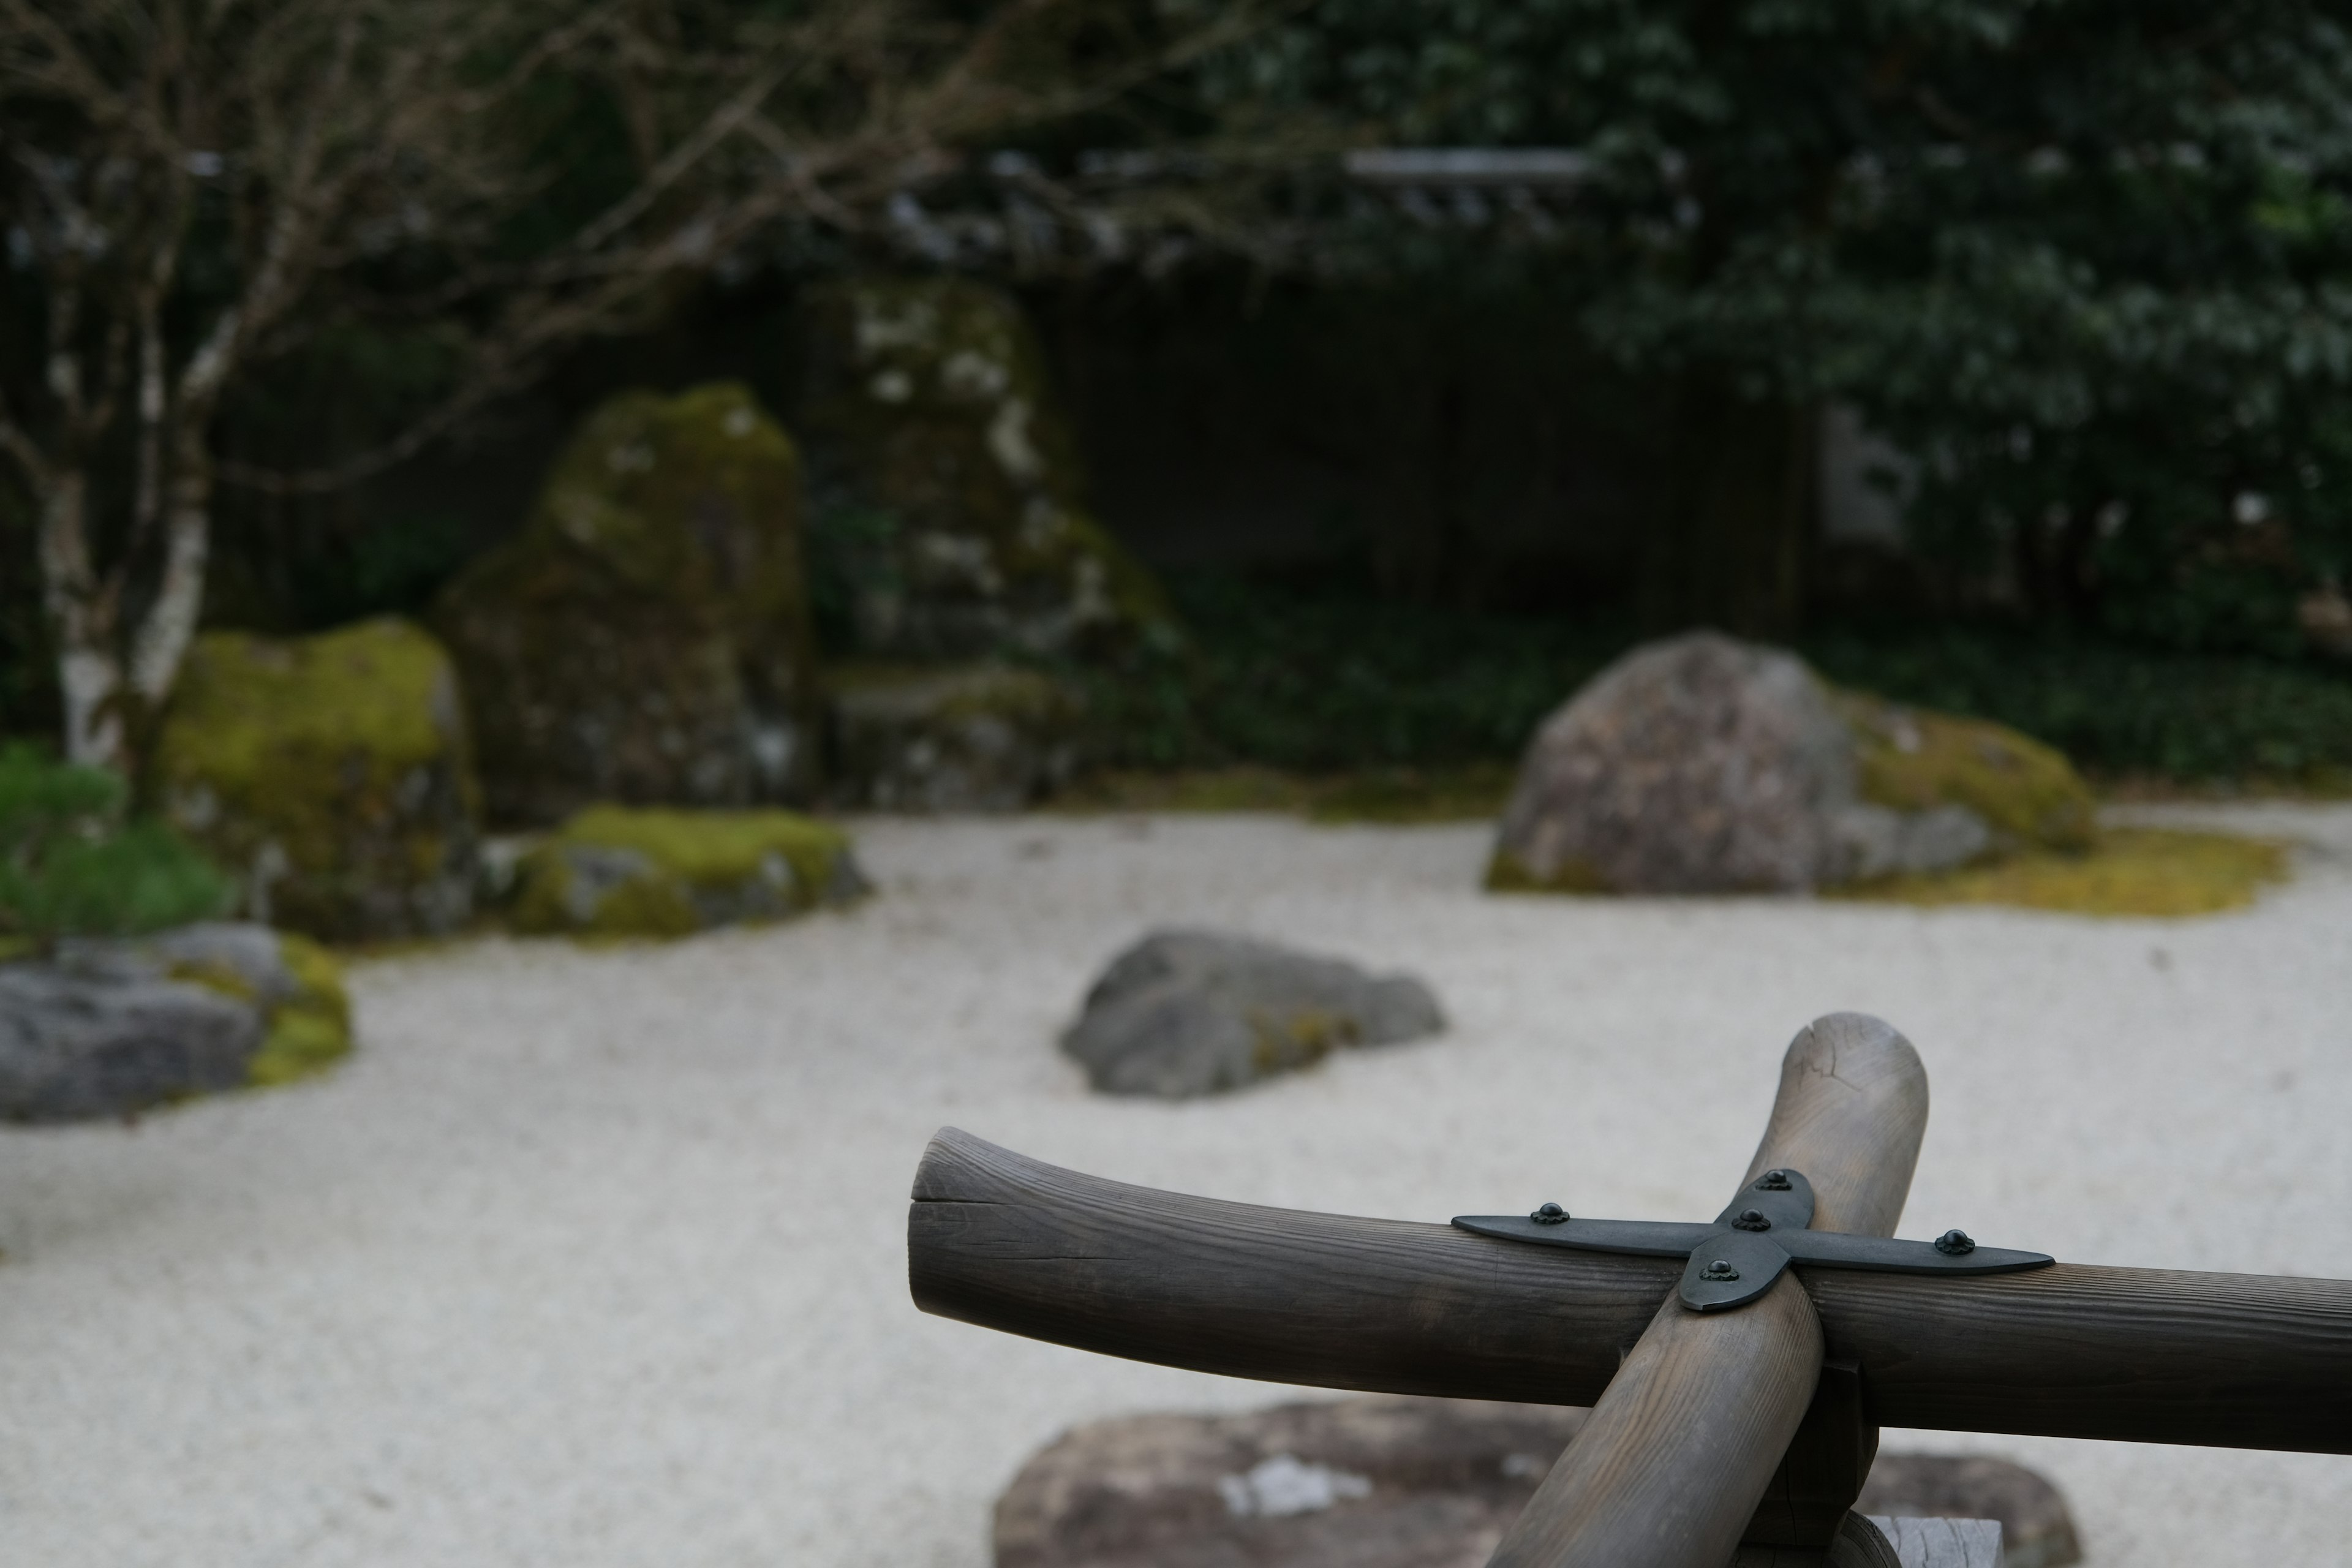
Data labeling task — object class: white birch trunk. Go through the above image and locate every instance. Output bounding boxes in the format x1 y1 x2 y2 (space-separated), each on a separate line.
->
32 469 130 770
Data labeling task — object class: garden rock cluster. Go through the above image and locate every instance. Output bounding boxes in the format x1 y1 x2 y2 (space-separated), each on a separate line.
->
0 922 351 1121
1061 929 1444 1098
995 1395 2081 1568
1488 633 2094 895
510 805 869 938
153 617 480 941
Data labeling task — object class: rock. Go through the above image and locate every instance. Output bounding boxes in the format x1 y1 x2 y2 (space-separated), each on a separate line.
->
1834 693 2095 854
152 617 481 940
0 921 352 1121
510 805 869 938
1487 632 2092 894
1857 1453 2081 1568
435 382 820 825
993 1396 1587 1568
794 276 1170 660
994 1399 2077 1568
827 662 1082 811
1061 929 1444 1098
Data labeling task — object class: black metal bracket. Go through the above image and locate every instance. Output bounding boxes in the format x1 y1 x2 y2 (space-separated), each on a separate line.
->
1454 1167 2055 1313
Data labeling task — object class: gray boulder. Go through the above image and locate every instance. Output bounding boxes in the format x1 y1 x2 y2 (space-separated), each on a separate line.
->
994 1397 2074 1568
1488 632 1991 895
1061 929 1444 1098
0 922 351 1121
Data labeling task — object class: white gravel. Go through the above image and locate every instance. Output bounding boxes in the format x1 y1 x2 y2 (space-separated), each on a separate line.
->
2 805 2350 1567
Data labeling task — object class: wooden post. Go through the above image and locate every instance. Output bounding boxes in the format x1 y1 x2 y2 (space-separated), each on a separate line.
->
1485 1013 1929 1568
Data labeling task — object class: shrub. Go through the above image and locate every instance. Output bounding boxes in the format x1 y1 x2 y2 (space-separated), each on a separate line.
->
0 744 233 943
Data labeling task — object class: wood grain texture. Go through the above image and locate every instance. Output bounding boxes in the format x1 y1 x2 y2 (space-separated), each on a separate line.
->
1487 1015 1928 1568
1740 1012 1930 1238
908 1130 2352 1453
1487 1280 1822 1568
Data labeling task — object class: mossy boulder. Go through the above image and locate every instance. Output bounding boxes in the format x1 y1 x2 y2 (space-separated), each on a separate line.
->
826 662 1083 811
794 276 1170 660
0 921 352 1121
436 382 820 825
511 805 869 938
152 618 479 940
1487 633 2092 895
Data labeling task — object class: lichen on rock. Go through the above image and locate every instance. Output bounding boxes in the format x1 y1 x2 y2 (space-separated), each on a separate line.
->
794 276 1170 662
1835 691 2096 853
151 617 480 941
435 382 820 825
826 662 1083 812
511 804 869 938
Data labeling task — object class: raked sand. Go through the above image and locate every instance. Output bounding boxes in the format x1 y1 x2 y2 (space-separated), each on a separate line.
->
2 804 2350 1567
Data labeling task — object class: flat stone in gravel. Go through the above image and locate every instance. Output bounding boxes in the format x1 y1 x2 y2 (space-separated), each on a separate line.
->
995 1396 2062 1568
1060 928 1445 1097
995 1396 1586 1568
0 926 277 1121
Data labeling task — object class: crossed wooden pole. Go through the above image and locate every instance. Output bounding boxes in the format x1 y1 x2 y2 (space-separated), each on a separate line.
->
907 1013 2352 1566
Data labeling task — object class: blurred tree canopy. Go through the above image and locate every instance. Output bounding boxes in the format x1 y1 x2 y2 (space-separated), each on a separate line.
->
1174 0 2352 649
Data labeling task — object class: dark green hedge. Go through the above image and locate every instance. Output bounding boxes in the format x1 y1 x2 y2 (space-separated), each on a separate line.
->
1071 574 2352 785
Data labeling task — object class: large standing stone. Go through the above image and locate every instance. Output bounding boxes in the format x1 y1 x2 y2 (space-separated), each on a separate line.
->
0 922 352 1121
826 662 1083 811
435 382 820 825
1487 633 2092 895
510 805 870 938
794 276 1170 660
1061 929 1445 1098
993 1398 2078 1568
153 618 480 940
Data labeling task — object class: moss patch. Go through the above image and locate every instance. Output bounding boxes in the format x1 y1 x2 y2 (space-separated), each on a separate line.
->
1836 691 2095 851
513 805 862 938
164 931 352 1088
150 618 480 940
1833 828 2286 917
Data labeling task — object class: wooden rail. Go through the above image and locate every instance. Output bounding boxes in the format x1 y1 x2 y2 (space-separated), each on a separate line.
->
908 1128 2352 1455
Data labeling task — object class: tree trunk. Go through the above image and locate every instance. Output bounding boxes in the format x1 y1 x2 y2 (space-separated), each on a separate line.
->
1643 377 1817 640
33 468 130 769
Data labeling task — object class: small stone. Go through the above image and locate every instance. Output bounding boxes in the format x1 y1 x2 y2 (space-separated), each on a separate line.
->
1857 1453 2082 1568
509 805 869 938
1060 929 1444 1098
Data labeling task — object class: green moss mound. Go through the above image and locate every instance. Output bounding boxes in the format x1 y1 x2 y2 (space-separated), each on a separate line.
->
151 619 480 940
435 382 819 823
513 805 865 938
160 930 353 1090
1833 827 2286 917
1836 691 2096 852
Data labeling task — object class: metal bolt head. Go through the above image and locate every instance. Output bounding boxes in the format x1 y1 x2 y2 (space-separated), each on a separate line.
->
1755 1170 1793 1191
1700 1259 1740 1281
1731 1208 1772 1232
1935 1228 1977 1256
1531 1202 1570 1225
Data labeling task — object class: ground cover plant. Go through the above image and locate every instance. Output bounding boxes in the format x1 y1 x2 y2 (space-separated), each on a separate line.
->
0 744 232 949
